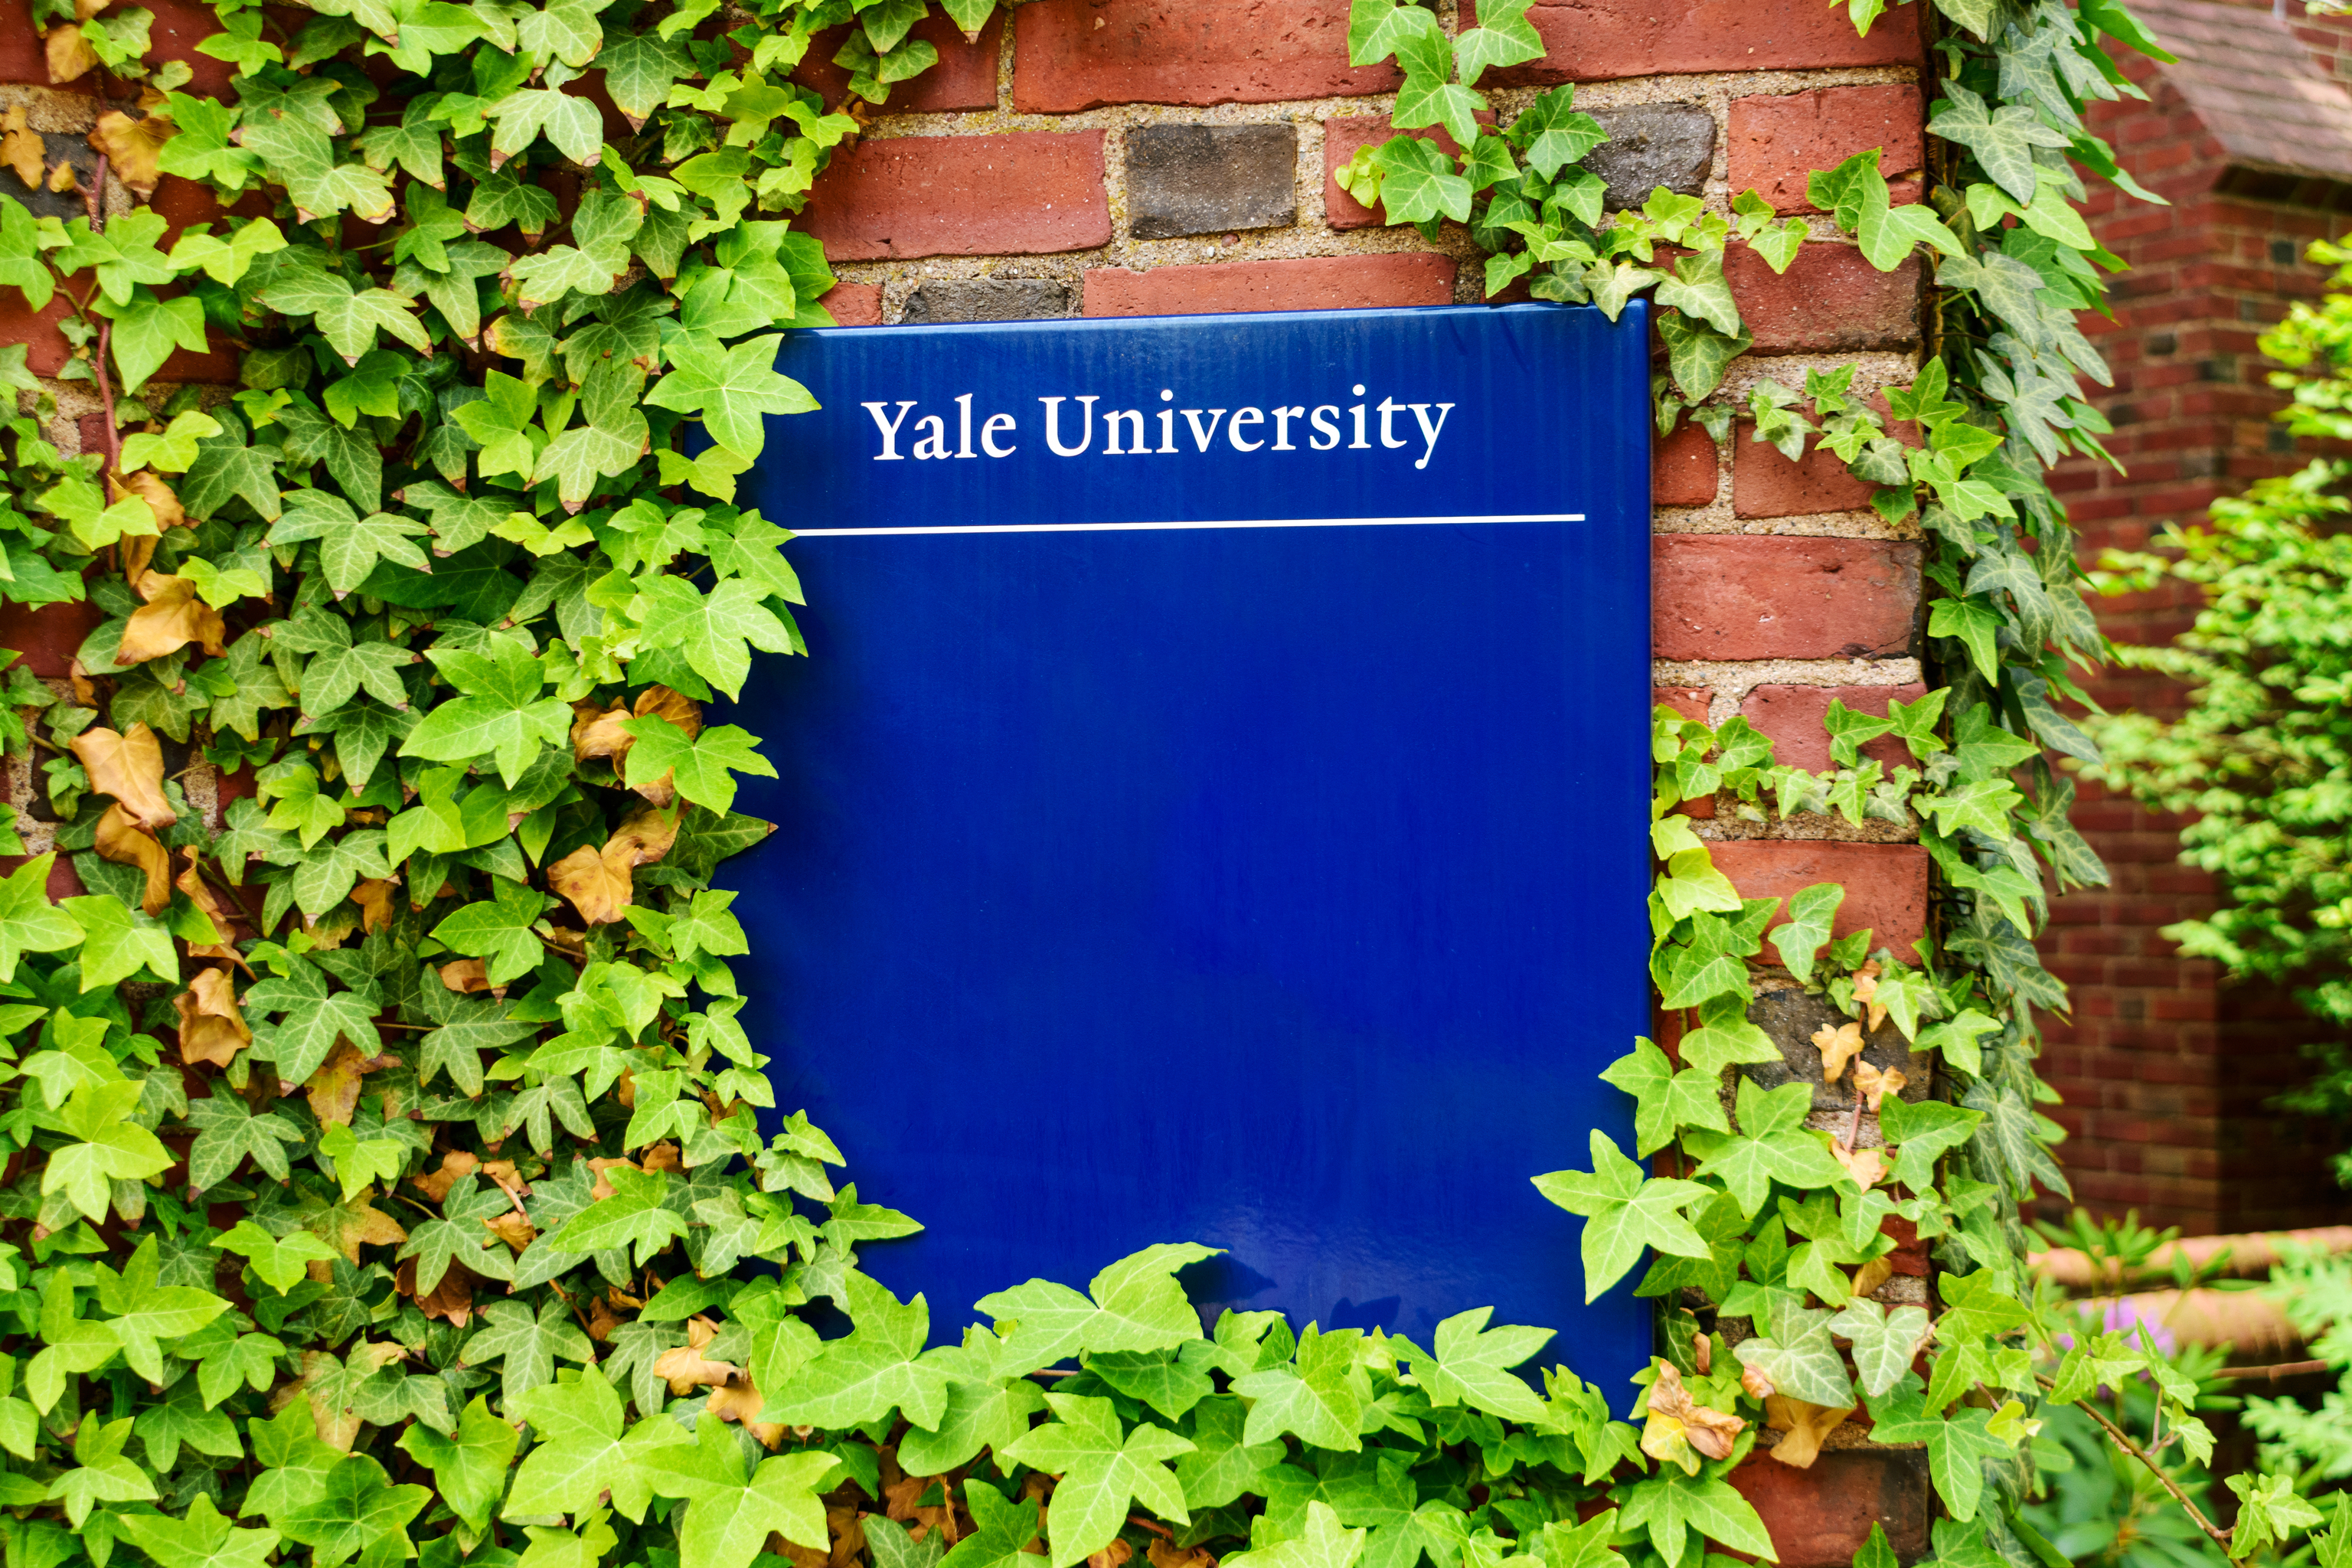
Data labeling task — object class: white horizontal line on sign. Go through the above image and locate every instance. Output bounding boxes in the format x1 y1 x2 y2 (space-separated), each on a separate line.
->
792 513 1589 537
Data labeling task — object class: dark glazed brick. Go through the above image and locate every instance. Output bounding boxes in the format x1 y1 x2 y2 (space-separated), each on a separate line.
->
1125 123 1298 239
900 279 1074 323
1741 985 1928 1112
1586 103 1715 210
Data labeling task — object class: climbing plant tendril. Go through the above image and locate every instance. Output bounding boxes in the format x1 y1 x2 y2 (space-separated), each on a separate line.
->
0 0 2323 1566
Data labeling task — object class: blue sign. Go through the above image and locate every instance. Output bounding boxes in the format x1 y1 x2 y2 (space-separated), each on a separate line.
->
727 302 1651 1387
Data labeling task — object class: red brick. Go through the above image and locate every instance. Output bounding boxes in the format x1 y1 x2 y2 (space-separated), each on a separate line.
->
0 0 91 89
1734 436 1877 518
1728 86 1924 213
0 292 76 377
1082 254 1455 316
0 854 84 903
1322 115 1464 231
145 0 231 96
1712 840 1930 961
1654 420 1718 507
1738 683 1928 773
1469 0 1920 83
1731 1449 1929 1566
0 599 102 678
1012 0 1397 113
1655 686 1710 722
1652 536 1919 661
818 283 884 326
795 9 1004 113
1726 244 1920 354
798 132 1110 260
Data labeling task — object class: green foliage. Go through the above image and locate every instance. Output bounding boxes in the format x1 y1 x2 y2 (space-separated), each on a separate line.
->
2086 261 2352 1174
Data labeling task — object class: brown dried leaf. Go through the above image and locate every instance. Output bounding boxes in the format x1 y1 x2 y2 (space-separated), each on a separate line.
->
437 958 492 993
397 1257 475 1326
2 107 43 190
1850 962 1886 1033
45 158 76 194
70 722 175 830
571 701 632 763
96 800 171 914
707 1375 783 1449
119 572 225 665
1849 1254 1895 1300
1763 1396 1853 1469
410 1150 480 1204
549 839 635 926
352 877 395 933
1087 1544 1132 1568
586 1156 640 1201
652 1315 738 1393
113 469 185 532
45 25 98 83
1830 1144 1884 1192
642 1141 683 1175
483 1210 535 1253
305 1042 384 1126
1148 1543 1215 1568
1691 1331 1711 1377
173 965 250 1067
1740 1361 1775 1401
316 1194 407 1261
828 1508 869 1568
88 109 171 197
1811 1021 1864 1086
176 847 232 931
1851 1061 1905 1112
586 1294 623 1341
1681 1399 1745 1461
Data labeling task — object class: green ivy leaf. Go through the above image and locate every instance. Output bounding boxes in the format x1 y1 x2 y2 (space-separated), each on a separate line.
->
636 1415 837 1568
1532 1131 1712 1300
1001 1392 1193 1567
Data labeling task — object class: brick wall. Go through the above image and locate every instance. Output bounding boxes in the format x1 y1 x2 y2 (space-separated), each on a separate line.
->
2049 5 2352 1233
0 0 1949 1548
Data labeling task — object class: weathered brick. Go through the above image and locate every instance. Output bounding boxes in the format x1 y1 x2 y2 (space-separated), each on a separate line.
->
1653 537 1919 661
818 283 884 326
0 292 74 376
1729 87 1925 214
900 278 1073 322
797 132 1112 260
1125 123 1296 240
1734 436 1878 518
1654 420 1718 507
1726 243 1921 354
0 855 83 903
1655 686 1711 722
1585 103 1714 211
794 9 1004 113
1730 1449 1930 1566
1467 0 1921 83
1713 840 1930 963
0 599 103 678
1738 683 1929 773
1012 0 1396 112
145 0 231 96
1082 253 1455 316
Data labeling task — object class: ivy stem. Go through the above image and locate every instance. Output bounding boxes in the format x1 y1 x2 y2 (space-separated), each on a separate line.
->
82 152 124 476
2037 1374 2232 1551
